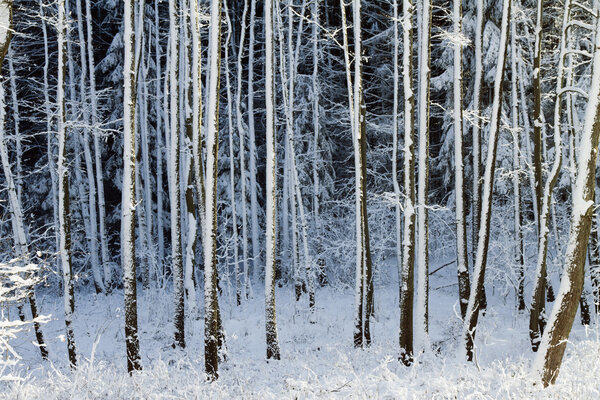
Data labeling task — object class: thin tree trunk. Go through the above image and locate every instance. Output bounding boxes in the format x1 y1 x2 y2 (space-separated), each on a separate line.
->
529 0 568 352
169 0 185 349
224 2 241 306
154 0 165 283
510 13 525 312
248 0 260 281
416 0 432 348
453 0 470 320
75 0 104 294
265 0 281 361
56 0 77 367
122 0 142 373
235 0 250 300
464 0 511 362
399 0 416 366
85 0 110 290
471 0 484 268
204 0 224 378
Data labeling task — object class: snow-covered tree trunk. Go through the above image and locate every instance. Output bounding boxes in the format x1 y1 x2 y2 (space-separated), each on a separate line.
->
415 0 431 349
40 0 60 261
122 0 142 372
182 0 198 317
169 0 185 349
56 0 77 368
509 13 525 312
311 0 321 272
265 0 281 361
532 0 544 230
399 0 416 365
224 3 241 306
154 0 165 281
75 0 104 294
453 0 470 320
248 0 260 281
533 9 600 385
392 0 403 308
85 0 110 290
471 0 484 268
204 0 225 378
235 0 250 300
464 0 511 362
529 0 569 352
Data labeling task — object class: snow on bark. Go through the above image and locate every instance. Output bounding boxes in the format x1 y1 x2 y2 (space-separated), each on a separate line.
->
471 0 483 267
533 4 600 386
399 0 416 365
223 3 241 306
464 0 511 362
248 0 260 281
122 0 141 372
415 0 432 351
168 0 185 350
204 0 224 378
264 0 280 361
235 0 250 300
529 0 569 352
56 0 77 368
509 13 525 312
453 0 470 320
392 0 403 307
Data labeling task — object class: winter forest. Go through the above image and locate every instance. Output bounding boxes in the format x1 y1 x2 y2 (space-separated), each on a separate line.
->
2 0 600 397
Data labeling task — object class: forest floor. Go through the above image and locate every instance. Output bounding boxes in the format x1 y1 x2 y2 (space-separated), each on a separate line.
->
2 259 600 399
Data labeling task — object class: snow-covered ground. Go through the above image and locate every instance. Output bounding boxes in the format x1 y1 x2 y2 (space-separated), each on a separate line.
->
2 260 600 399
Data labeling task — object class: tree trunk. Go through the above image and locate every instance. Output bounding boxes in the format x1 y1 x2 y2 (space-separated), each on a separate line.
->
453 0 470 320
529 0 568 352
204 0 225 379
533 11 600 385
56 0 77 368
265 0 281 361
399 0 416 365
169 0 185 349
464 0 511 362
122 0 142 372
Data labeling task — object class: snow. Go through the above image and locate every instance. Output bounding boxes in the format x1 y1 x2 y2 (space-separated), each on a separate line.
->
3 260 600 398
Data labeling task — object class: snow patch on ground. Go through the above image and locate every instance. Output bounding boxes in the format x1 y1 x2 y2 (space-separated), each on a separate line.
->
2 262 600 398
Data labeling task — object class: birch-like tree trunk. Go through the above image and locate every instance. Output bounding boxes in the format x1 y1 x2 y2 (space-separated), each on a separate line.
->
248 0 261 280
154 0 165 281
56 0 77 367
464 0 511 362
529 0 569 352
399 0 416 365
40 0 60 260
453 0 470 320
265 0 281 361
471 0 484 268
169 0 185 349
75 0 104 294
235 0 250 300
509 15 525 312
122 0 142 372
532 0 544 229
224 3 240 306
205 0 225 378
84 0 110 290
533 10 600 385
415 0 432 349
